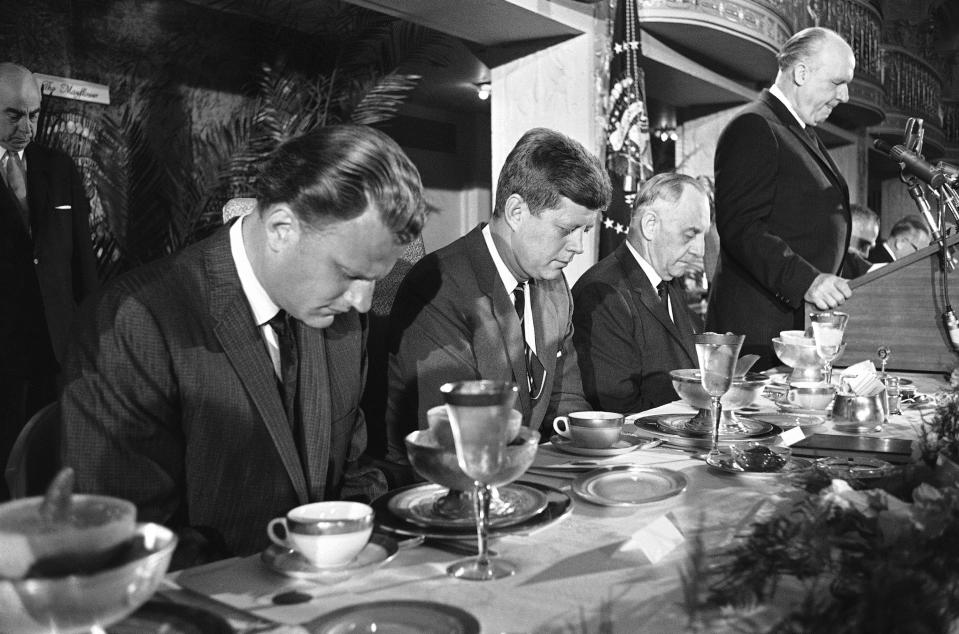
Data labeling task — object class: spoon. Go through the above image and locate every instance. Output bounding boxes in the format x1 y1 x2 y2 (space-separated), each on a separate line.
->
734 354 760 378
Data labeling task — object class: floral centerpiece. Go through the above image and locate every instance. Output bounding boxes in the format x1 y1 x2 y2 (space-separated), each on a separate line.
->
682 373 959 633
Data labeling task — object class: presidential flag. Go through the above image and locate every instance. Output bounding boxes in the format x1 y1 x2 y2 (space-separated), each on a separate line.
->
600 0 654 258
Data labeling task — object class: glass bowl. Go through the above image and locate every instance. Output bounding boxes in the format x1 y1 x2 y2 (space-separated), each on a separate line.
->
730 442 791 472
0 523 177 634
669 369 769 411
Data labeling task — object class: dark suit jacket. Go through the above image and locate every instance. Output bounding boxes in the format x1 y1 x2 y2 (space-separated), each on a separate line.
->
0 143 98 377
385 224 591 460
706 90 850 368
60 225 383 558
572 243 698 413
868 241 894 264
842 252 872 279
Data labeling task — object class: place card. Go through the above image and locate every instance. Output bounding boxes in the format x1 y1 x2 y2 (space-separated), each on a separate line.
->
615 514 684 564
778 426 806 447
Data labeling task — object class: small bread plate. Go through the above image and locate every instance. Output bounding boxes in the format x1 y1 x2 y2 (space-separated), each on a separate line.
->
386 482 548 529
261 533 399 581
373 480 572 540
549 433 647 457
705 451 814 478
815 456 894 479
572 465 687 507
108 601 233 634
311 600 480 634
744 411 828 429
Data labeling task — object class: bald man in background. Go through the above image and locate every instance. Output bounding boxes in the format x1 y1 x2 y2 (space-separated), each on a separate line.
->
0 62 98 499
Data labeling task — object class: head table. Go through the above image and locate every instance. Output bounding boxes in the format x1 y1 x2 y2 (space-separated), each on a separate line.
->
157 371 944 633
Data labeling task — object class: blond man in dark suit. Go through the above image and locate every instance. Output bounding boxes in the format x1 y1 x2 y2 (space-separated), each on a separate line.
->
706 27 855 368
61 126 426 565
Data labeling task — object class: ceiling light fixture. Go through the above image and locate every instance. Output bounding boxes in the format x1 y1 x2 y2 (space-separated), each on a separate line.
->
476 82 491 101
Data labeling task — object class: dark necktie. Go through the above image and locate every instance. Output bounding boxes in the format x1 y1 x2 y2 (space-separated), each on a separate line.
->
268 310 299 432
512 283 537 397
3 151 29 231
657 280 674 323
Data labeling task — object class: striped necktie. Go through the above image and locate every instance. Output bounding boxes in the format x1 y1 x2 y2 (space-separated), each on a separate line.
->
512 283 537 397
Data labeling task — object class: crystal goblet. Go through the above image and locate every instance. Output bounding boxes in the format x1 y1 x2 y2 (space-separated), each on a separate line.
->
695 332 745 460
440 380 520 581
810 311 848 385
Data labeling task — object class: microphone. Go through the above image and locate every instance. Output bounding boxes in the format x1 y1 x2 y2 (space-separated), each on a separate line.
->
874 139 947 188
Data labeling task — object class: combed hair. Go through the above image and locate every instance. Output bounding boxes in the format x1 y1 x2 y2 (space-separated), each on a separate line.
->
850 204 879 228
630 172 708 222
889 214 928 238
493 127 611 217
776 27 843 70
254 125 427 244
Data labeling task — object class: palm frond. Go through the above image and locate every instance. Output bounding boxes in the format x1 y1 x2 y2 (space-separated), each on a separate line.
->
348 72 421 125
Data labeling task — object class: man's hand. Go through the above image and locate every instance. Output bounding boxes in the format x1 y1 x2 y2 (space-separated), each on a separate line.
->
804 274 852 309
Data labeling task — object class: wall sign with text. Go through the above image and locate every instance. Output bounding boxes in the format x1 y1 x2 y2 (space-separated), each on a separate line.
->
34 74 110 105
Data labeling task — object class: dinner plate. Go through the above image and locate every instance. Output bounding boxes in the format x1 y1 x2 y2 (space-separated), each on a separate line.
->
549 433 646 456
311 600 480 634
627 414 783 449
705 452 814 478
815 456 893 479
107 601 232 634
745 411 828 429
373 480 572 540
261 533 399 581
386 482 548 529
571 466 687 507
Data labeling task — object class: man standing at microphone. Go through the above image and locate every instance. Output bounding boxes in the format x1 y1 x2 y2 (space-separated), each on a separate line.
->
706 27 855 369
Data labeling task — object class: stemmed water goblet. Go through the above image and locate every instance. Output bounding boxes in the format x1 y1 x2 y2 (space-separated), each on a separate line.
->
440 379 521 581
809 311 848 385
695 332 745 460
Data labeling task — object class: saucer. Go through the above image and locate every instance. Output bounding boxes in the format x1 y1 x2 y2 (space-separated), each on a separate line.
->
549 433 645 456
746 412 828 429
777 401 831 416
311 600 480 634
386 482 548 529
571 466 687 506
815 456 893 479
261 534 399 581
705 452 814 478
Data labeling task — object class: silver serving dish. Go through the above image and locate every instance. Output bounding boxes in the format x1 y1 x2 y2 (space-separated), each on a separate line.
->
772 337 845 384
0 523 177 634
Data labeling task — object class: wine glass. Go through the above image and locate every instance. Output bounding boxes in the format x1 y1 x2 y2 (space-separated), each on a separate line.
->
440 379 520 581
695 333 745 459
809 311 848 385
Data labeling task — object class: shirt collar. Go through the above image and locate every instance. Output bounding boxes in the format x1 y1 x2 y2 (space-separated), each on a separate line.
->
625 240 664 289
2 149 25 163
482 224 523 293
229 215 281 326
769 84 806 129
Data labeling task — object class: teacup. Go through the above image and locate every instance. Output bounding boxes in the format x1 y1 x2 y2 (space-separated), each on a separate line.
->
786 382 836 410
426 405 522 449
553 411 624 449
267 501 373 568
832 392 886 434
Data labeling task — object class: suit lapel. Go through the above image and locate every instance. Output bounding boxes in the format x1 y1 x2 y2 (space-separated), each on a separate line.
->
465 226 533 421
617 246 695 365
759 91 848 200
206 227 310 504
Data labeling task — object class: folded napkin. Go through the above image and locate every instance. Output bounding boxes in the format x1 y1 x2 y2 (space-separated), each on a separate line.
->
839 360 885 396
614 514 684 564
840 360 877 380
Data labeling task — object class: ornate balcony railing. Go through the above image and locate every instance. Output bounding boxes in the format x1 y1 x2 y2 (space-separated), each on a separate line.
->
814 0 885 127
871 45 944 156
943 100 959 161
635 0 805 84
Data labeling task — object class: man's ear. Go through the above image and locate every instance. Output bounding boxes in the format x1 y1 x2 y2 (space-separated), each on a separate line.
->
263 204 299 251
503 193 527 232
638 210 659 241
792 61 808 86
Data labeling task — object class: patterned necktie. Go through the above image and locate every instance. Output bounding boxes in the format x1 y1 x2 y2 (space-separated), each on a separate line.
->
512 284 537 397
657 280 673 322
3 151 29 231
268 310 299 433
